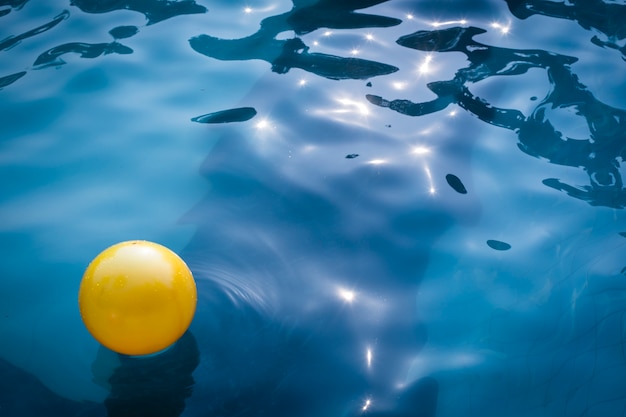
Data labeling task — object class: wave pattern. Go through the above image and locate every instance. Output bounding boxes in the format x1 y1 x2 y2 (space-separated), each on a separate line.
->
1 1 626 417
366 25 626 208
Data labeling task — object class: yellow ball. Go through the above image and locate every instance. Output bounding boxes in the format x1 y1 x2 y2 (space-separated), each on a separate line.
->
78 240 197 356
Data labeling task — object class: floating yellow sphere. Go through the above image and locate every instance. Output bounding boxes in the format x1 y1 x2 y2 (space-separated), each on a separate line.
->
78 240 197 356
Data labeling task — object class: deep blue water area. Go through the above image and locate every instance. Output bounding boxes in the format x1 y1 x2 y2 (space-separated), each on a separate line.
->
1 0 626 416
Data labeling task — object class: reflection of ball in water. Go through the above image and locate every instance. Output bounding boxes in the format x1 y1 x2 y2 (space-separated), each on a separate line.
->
78 240 197 356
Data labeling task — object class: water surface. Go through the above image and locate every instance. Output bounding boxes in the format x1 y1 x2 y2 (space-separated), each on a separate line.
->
1 1 626 416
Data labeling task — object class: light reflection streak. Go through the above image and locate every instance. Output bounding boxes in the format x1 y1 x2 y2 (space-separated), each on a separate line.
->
412 145 436 194
313 95 371 128
430 19 468 27
362 398 372 411
366 347 373 368
335 98 370 116
367 158 387 165
418 55 433 75
243 4 280 14
424 166 436 195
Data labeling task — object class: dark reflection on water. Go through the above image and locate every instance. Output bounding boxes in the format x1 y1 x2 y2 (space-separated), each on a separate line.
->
0 9 68 51
0 70 26 88
34 41 133 68
367 26 626 208
70 0 207 25
286 0 402 35
0 0 29 17
189 0 400 80
109 25 139 40
0 0 206 89
506 0 626 59
0 357 105 416
96 332 199 417
444 174 467 195
486 239 512 251
191 107 257 124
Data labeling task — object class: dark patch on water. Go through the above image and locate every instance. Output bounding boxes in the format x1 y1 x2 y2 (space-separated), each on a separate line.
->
192 107 257 124
487 239 512 251
0 357 105 416
0 0 206 87
0 71 26 89
190 35 398 81
0 0 29 15
445 174 467 194
505 0 626 59
188 0 400 80
70 0 207 25
100 332 199 417
367 25 626 208
0 9 69 52
34 41 133 68
286 0 402 35
109 25 139 39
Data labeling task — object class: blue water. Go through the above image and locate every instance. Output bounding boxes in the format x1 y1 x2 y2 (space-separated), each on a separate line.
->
1 0 626 416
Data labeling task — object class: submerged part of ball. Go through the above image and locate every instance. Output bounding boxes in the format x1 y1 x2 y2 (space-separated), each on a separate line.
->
78 240 197 356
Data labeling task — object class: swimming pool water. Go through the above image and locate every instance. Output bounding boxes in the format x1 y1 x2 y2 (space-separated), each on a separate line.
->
1 0 626 416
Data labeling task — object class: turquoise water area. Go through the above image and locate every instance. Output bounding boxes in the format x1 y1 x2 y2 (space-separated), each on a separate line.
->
1 0 626 416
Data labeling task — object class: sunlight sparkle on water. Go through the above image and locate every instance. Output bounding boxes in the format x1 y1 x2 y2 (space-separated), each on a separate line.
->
418 55 433 75
362 399 372 411
338 288 355 303
412 145 431 155
392 81 406 90
255 119 269 129
491 21 511 34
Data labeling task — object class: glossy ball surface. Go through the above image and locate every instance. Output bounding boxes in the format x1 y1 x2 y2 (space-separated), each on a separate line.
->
78 240 197 356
